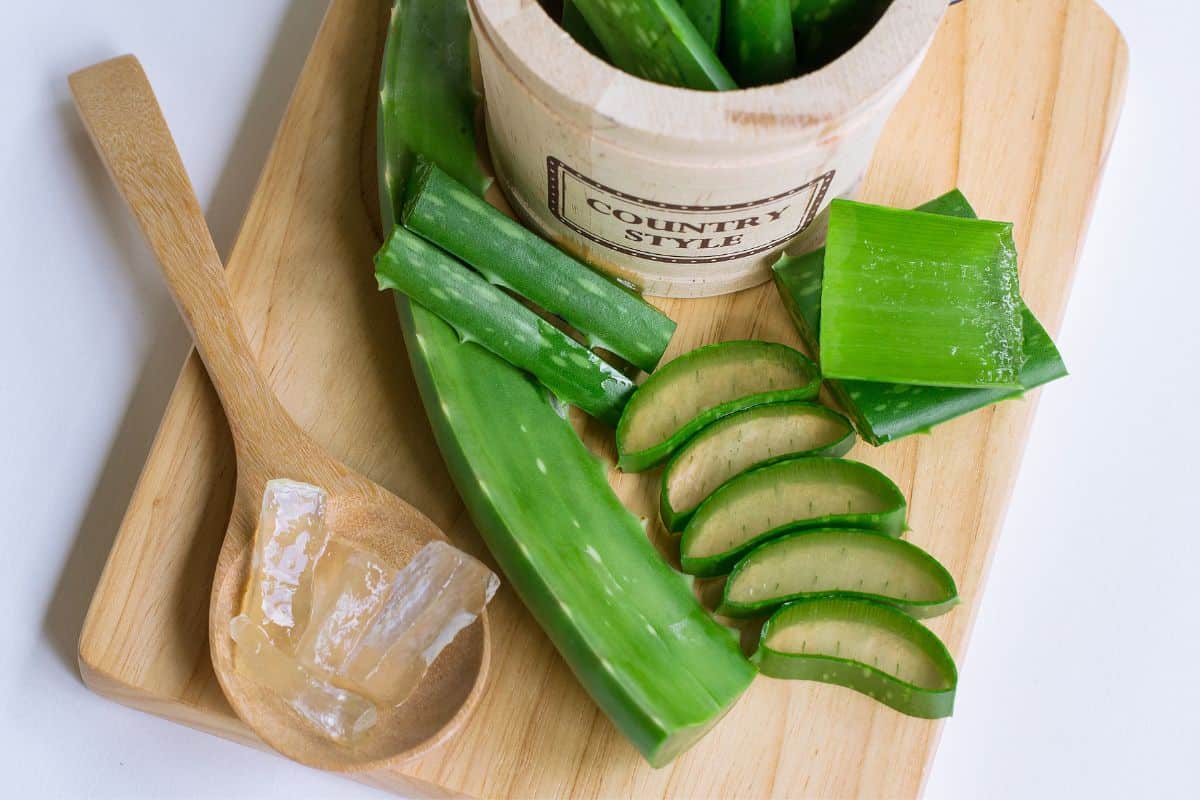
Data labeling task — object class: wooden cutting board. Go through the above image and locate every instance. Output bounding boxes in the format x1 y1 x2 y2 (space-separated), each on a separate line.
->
77 0 1126 796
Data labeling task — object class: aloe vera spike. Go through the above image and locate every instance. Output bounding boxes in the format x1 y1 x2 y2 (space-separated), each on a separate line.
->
402 163 676 374
561 0 609 59
378 0 753 766
570 0 737 90
721 0 796 87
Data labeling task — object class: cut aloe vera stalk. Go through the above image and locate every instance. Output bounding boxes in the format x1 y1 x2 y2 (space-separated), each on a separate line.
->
722 0 796 87
680 0 723 49
680 457 905 576
820 199 1024 389
753 597 957 718
379 0 754 767
773 190 1068 445
375 228 635 425
616 341 821 473
660 402 854 532
719 528 958 618
570 0 737 90
402 163 676 373
790 0 891 72
561 0 608 59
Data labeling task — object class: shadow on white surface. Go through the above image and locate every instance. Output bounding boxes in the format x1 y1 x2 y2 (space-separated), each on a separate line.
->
40 0 329 677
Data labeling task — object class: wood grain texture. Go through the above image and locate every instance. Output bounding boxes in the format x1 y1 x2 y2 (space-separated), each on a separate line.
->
77 0 1127 796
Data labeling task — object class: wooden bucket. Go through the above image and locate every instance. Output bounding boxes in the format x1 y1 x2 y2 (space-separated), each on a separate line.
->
468 0 947 298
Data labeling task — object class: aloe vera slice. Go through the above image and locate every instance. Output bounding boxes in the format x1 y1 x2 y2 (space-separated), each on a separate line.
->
721 0 796 87
773 190 1068 445
570 0 737 90
753 597 957 718
616 341 821 473
375 227 635 425
660 402 854 532
679 457 905 576
719 529 958 618
820 199 1024 389
402 163 676 373
379 0 754 766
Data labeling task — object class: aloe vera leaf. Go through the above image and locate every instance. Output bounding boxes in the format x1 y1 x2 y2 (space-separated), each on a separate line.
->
773 190 1068 445
721 0 797 86
375 228 634 425
753 597 957 718
679 456 906 576
789 0 891 72
570 0 737 90
616 341 821 473
719 528 959 619
561 0 609 59
681 0 723 49
378 0 754 766
402 163 676 373
660 402 854 532
819 199 1025 389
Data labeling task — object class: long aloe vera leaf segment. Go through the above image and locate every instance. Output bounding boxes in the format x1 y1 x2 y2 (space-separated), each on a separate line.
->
721 0 796 87
375 228 635 425
819 199 1025 389
753 597 957 718
720 528 958 619
570 0 737 90
660 401 854 532
789 0 891 72
680 456 906 576
680 0 723 49
773 190 1067 444
617 340 821 472
378 0 753 766
403 163 676 373
561 0 609 59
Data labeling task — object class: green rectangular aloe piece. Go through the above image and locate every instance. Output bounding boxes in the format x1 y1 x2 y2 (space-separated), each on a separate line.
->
773 190 1067 445
819 199 1025 389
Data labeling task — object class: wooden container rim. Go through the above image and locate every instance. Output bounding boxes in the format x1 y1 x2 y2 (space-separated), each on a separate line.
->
469 0 947 147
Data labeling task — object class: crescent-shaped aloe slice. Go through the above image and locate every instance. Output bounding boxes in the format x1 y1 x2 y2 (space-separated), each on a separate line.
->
617 341 821 473
718 528 958 618
680 457 905 576
660 402 854 532
752 597 957 718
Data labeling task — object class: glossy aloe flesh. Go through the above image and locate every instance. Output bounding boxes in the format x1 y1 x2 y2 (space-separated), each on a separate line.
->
660 402 854 532
570 0 737 90
790 0 891 72
379 0 754 766
773 190 1067 445
616 341 821 473
719 528 958 619
680 457 905 576
753 597 957 718
561 0 608 58
375 227 635 425
722 0 796 87
403 163 676 373
820 199 1024 389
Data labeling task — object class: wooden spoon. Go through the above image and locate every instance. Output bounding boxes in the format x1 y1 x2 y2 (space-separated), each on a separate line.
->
69 55 490 772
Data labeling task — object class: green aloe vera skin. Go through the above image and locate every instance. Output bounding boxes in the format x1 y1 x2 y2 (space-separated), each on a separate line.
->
773 190 1067 445
375 227 635 425
819 199 1025 390
719 528 958 619
561 0 609 59
660 402 855 532
375 0 489 226
790 0 892 73
753 597 957 718
402 163 676 374
570 0 737 90
721 0 797 87
379 0 754 766
616 341 822 473
681 0 724 50
679 456 907 576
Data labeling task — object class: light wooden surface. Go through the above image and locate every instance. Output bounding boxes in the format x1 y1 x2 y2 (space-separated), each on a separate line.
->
77 0 1127 797
68 54 488 775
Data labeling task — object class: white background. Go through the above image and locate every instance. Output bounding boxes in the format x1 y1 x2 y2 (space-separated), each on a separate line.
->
1 1 1195 797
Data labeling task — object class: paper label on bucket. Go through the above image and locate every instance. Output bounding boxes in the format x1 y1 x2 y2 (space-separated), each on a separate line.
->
546 157 834 265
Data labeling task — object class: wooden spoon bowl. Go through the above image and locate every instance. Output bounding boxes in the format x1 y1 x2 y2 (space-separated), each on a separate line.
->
69 55 489 772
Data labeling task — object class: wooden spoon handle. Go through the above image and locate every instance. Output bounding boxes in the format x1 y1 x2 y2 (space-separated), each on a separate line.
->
69 55 290 453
